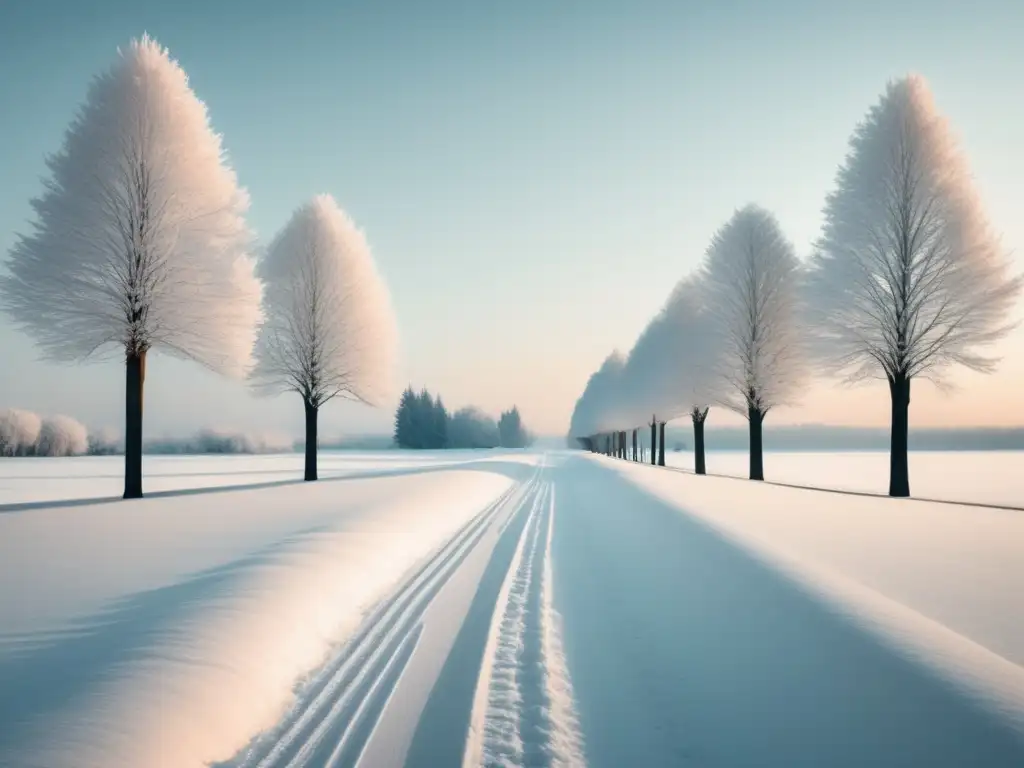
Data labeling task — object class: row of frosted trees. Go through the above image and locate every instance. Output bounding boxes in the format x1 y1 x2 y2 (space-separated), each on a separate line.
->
0 36 397 497
569 75 1020 497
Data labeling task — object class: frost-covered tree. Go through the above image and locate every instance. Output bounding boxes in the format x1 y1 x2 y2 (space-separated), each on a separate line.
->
568 351 628 453
36 415 89 457
251 195 397 481
498 406 529 448
621 309 672 465
702 205 805 480
806 76 1021 497
0 36 261 497
660 277 721 475
393 387 417 448
433 395 449 449
621 274 721 472
0 409 43 457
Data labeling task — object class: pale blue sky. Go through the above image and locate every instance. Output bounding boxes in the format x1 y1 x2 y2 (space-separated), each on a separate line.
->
1 0 1022 438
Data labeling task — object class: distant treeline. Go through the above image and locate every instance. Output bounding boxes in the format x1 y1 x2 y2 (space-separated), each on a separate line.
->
0 408 114 457
393 387 534 450
1 408 301 457
657 424 1024 452
144 429 295 455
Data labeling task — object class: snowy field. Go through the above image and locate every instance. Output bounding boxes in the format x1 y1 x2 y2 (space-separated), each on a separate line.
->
2 448 1021 510
1 449 1022 767
0 450 490 507
664 449 1024 507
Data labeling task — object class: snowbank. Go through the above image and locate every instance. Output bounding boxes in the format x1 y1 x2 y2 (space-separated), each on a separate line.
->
551 454 1024 766
0 460 533 766
605 457 1024 731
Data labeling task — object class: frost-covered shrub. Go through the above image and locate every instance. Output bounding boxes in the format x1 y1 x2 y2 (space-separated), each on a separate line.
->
88 426 122 455
145 429 295 455
191 429 293 454
36 415 89 457
0 409 43 456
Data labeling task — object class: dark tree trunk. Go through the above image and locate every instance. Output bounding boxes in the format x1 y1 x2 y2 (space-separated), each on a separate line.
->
693 414 706 476
748 406 765 481
658 421 666 466
123 350 146 499
304 398 319 482
650 417 657 466
632 428 638 461
888 374 911 497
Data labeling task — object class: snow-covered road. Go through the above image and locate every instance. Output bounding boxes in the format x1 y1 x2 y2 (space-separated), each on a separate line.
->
2 450 1023 766
229 452 1024 767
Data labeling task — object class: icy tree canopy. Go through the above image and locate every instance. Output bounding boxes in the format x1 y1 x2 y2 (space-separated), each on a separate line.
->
0 35 261 376
806 74 1021 384
568 351 629 437
251 194 398 408
621 275 721 423
702 204 806 417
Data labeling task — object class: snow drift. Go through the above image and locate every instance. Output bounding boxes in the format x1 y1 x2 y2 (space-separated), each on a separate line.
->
0 459 535 767
602 456 1024 722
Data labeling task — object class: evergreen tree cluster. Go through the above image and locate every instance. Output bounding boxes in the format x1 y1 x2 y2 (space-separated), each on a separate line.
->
393 387 534 450
497 406 532 448
393 388 448 449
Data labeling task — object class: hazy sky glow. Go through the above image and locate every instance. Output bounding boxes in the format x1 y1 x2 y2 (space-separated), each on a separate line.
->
1 0 1022 437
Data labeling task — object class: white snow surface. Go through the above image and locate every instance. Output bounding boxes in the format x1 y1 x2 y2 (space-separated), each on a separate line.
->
3 448 1023 767
0 453 536 767
663 448 1024 507
607 455 1024 686
0 449 487 506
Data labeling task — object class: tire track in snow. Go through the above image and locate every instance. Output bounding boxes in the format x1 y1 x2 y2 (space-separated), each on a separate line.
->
538 486 586 767
223 474 540 768
463 479 586 768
